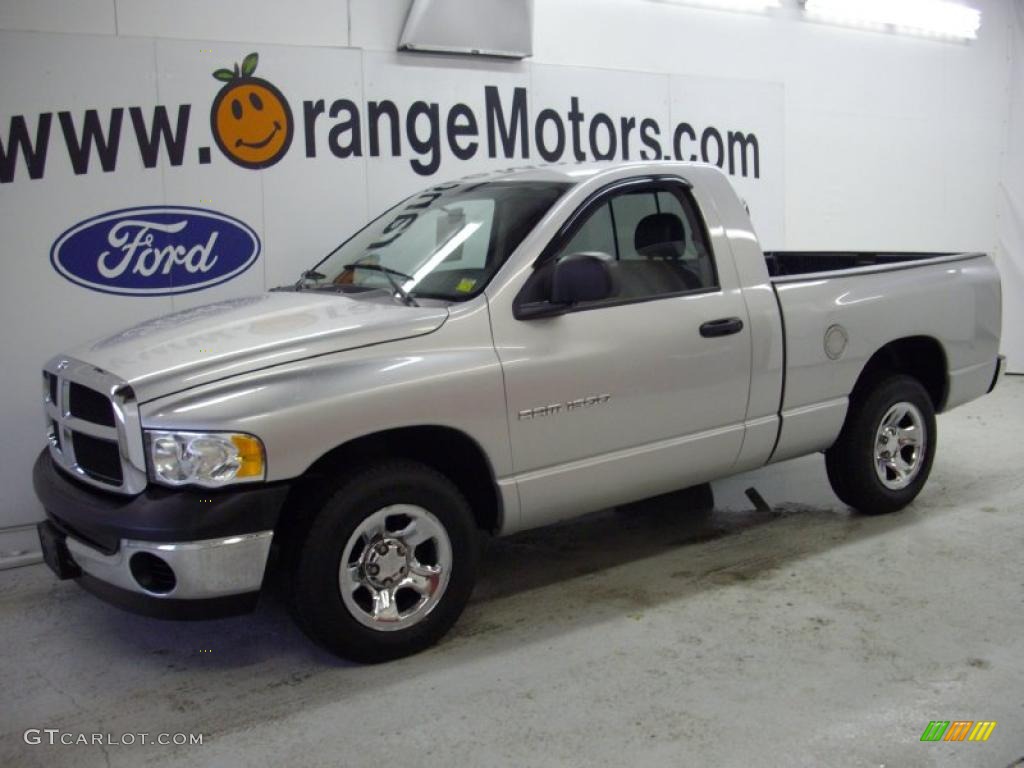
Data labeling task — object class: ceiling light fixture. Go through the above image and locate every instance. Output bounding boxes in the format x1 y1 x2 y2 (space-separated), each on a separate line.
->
803 0 981 41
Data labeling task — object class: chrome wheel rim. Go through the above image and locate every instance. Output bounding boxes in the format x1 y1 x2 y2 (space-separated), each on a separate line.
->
873 401 926 490
339 504 452 632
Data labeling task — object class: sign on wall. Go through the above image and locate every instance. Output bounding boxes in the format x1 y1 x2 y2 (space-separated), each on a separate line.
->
0 30 784 535
51 206 261 296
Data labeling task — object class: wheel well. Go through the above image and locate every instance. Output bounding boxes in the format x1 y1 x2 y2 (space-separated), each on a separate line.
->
852 336 948 411
278 426 502 547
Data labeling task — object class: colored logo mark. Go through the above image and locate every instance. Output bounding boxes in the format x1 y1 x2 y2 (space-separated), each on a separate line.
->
920 720 997 742
210 52 294 169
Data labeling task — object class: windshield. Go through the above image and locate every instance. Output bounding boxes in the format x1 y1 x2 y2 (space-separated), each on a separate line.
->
301 180 571 302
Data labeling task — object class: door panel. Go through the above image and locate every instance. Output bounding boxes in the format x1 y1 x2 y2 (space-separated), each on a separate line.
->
490 179 752 531
498 291 751 528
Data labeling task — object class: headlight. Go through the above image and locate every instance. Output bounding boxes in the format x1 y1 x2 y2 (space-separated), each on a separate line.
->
145 431 265 488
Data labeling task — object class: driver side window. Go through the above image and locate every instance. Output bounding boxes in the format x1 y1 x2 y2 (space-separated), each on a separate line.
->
556 184 718 303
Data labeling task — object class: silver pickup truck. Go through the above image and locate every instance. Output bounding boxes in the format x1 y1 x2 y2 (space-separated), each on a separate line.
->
34 162 1003 662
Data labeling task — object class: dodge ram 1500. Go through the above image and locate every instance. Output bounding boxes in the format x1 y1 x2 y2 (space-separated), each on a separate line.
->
34 162 1004 661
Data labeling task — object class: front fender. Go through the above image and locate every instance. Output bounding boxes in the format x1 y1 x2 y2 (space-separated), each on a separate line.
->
139 301 512 483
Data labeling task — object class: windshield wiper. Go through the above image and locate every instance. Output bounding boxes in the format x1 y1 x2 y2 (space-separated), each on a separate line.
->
288 269 326 291
343 259 419 307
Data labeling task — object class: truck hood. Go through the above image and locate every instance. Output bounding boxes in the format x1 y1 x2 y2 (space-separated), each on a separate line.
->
68 291 449 402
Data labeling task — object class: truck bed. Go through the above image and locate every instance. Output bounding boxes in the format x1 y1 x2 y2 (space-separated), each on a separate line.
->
764 251 980 280
764 247 1000 464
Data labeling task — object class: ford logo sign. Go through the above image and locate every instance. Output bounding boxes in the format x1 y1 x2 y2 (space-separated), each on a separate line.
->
51 206 260 296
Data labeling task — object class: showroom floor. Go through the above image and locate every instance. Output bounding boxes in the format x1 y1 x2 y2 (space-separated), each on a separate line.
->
2 379 1022 768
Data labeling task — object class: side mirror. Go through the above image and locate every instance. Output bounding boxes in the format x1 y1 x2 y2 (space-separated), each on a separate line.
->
516 252 614 320
551 252 614 304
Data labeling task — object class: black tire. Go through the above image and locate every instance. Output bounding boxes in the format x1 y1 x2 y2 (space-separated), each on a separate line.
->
290 460 479 663
825 374 937 514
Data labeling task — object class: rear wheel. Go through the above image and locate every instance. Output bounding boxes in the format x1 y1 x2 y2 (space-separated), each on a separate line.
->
290 461 479 662
825 375 936 514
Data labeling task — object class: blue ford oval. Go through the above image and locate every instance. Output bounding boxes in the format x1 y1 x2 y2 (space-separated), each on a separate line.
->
51 206 261 296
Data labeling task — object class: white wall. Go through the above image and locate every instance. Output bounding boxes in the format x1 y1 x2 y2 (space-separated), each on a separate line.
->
998 1 1024 377
0 0 1017 563
542 1 1011 252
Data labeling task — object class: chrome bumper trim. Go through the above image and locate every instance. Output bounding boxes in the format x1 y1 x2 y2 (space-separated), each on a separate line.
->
65 530 273 599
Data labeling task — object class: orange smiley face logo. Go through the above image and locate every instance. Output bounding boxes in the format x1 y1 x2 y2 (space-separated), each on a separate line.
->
210 53 293 169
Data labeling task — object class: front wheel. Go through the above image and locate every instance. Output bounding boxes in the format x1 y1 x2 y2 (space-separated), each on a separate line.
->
290 461 479 662
825 375 937 514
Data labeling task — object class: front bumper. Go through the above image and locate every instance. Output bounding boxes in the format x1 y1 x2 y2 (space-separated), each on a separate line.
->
65 529 274 598
33 450 289 618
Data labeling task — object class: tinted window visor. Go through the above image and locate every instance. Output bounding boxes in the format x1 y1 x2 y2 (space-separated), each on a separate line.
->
301 180 572 302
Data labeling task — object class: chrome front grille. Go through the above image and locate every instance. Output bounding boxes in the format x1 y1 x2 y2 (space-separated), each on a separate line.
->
70 432 123 484
68 382 116 427
42 357 147 495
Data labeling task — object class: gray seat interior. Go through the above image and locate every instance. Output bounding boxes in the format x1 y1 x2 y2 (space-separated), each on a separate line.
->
606 212 703 296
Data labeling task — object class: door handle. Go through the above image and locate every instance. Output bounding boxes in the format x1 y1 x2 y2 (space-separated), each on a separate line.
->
700 317 744 338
